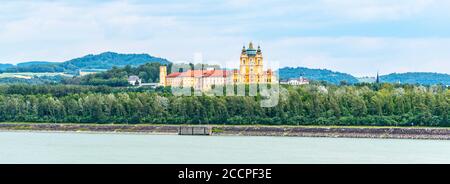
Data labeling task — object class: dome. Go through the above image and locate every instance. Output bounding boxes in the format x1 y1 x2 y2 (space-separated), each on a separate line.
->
248 42 254 50
246 42 257 56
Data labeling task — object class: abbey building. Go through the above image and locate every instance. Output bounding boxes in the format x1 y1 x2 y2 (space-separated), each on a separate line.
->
159 42 276 90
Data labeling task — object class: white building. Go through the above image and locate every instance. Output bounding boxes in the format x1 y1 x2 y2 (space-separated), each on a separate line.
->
128 75 142 86
78 69 107 76
280 77 309 85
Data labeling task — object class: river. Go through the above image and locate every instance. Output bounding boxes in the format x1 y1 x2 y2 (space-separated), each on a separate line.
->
1 131 449 164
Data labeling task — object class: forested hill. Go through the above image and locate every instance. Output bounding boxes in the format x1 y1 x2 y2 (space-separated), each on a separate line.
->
278 67 359 84
60 52 170 70
381 72 450 85
17 61 59 67
0 64 14 71
0 52 171 73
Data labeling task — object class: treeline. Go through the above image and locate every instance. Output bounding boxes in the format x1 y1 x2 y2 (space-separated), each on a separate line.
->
0 84 170 97
0 76 65 85
63 62 166 86
4 65 64 73
62 62 222 87
381 72 450 86
0 83 448 126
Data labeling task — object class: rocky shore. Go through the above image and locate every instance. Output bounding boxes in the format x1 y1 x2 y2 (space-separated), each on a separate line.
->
0 123 179 134
1 123 450 140
212 126 450 140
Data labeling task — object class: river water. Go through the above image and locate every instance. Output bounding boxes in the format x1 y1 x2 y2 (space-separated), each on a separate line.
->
1 131 449 164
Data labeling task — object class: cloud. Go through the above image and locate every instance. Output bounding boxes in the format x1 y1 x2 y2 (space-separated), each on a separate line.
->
0 0 449 76
320 0 435 21
266 37 450 76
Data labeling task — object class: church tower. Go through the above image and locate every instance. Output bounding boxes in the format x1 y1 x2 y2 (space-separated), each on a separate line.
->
159 65 167 86
376 71 380 84
240 42 264 84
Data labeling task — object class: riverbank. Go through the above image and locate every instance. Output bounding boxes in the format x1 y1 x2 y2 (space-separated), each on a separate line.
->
0 123 449 140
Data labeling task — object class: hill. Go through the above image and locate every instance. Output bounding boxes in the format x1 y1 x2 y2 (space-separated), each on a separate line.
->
0 64 14 71
2 53 449 86
16 61 59 67
381 72 450 85
0 52 171 73
63 62 164 87
278 67 359 84
7 61 64 73
60 52 170 71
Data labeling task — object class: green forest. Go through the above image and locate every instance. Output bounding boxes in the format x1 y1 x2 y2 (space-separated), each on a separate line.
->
0 83 448 126
63 63 164 86
0 52 170 73
278 67 359 84
62 62 221 87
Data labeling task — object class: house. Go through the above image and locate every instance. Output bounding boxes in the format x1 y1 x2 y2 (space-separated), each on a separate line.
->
128 75 142 86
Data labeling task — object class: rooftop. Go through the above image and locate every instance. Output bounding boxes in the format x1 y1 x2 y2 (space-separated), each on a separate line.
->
167 69 232 78
128 75 140 81
242 42 261 56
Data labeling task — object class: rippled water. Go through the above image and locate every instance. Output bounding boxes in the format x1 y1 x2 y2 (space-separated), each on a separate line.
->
1 131 450 164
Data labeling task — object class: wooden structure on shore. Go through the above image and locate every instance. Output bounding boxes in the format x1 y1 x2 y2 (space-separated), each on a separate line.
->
178 126 212 136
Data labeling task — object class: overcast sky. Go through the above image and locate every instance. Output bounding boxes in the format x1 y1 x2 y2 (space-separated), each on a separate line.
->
1 0 450 76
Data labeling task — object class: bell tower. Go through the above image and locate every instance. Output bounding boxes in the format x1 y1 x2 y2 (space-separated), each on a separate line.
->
255 45 263 82
159 65 167 86
239 42 264 84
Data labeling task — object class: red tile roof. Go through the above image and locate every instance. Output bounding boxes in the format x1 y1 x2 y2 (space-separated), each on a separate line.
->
208 70 232 77
167 72 182 78
179 70 205 77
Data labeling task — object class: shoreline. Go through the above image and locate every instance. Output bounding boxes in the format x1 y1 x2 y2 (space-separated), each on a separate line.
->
0 123 450 140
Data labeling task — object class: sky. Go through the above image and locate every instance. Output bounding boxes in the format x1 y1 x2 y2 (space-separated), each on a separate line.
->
1 0 450 77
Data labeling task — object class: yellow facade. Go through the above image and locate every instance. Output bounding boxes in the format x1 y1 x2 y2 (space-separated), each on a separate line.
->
239 42 266 84
159 66 167 86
